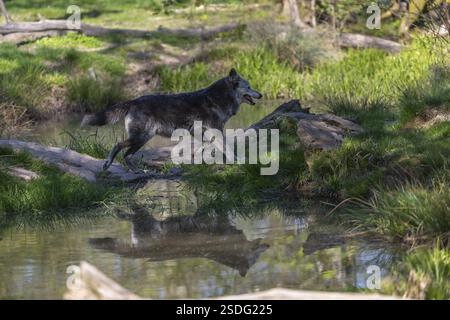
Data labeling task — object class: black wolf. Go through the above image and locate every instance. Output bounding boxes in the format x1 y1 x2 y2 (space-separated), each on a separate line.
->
81 69 262 170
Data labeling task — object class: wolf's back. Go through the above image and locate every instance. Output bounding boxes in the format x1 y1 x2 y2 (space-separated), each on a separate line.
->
81 102 131 127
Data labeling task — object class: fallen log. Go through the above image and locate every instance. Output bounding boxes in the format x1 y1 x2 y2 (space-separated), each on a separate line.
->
0 30 64 45
7 166 40 181
64 261 140 300
64 261 402 300
338 33 402 53
0 20 242 40
0 139 149 182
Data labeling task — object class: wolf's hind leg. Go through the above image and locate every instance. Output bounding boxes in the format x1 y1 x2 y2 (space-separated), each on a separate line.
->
123 133 152 172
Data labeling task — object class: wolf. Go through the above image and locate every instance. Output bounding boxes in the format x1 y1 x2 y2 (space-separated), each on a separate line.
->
81 68 262 171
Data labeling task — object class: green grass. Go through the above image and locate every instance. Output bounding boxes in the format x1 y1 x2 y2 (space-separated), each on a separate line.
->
245 22 337 72
310 119 450 199
66 76 126 112
307 38 442 103
158 62 213 93
404 247 450 299
399 64 450 125
389 247 450 299
62 129 127 164
0 147 123 231
0 35 126 119
0 45 51 113
158 46 305 99
156 36 442 102
35 33 106 50
345 178 450 243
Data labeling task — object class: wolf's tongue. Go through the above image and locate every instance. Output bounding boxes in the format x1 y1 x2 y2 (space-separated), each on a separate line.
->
244 94 255 105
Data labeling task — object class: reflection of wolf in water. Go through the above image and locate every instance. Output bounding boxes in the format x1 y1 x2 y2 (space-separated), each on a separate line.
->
89 207 269 276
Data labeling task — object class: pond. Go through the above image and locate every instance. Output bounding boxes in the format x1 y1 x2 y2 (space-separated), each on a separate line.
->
0 100 402 299
0 202 400 299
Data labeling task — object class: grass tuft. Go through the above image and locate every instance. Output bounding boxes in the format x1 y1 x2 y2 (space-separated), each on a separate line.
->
66 76 127 113
344 178 450 243
0 147 123 231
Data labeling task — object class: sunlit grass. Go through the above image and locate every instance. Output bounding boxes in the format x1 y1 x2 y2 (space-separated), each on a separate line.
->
345 178 450 243
403 247 450 299
386 246 450 299
0 38 126 119
0 147 124 231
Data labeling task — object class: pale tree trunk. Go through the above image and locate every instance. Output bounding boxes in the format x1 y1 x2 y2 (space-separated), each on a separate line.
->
329 0 336 31
282 0 307 28
0 0 13 25
399 0 428 34
310 0 316 27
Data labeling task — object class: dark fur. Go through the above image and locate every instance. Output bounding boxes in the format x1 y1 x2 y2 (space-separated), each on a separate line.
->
81 69 262 171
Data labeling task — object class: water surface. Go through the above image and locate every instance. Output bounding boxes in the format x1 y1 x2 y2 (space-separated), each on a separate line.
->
0 205 398 299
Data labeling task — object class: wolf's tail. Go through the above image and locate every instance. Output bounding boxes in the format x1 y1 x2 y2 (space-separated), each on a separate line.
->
81 102 131 127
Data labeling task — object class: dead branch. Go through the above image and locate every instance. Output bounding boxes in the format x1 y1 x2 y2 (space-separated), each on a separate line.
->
0 19 242 40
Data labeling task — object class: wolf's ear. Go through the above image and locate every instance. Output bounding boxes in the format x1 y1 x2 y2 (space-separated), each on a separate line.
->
229 68 239 81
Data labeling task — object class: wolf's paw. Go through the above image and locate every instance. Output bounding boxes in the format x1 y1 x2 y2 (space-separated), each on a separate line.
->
124 157 140 173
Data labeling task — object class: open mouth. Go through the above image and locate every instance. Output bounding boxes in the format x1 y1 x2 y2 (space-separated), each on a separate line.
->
243 94 256 105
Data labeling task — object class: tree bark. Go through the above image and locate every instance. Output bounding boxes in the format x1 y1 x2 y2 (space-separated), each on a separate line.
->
399 0 428 34
0 19 242 40
0 139 160 182
282 0 307 28
338 33 402 53
247 100 363 152
310 0 316 27
0 0 13 24
329 0 336 31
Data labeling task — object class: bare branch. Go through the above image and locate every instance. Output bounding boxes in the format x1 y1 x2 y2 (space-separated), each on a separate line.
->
0 0 13 24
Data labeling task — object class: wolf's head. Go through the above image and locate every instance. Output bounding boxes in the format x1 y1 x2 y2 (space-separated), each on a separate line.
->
229 68 262 105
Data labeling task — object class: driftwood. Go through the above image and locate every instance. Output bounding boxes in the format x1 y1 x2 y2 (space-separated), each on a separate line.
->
64 261 401 300
0 139 150 182
7 166 39 181
249 100 363 151
338 33 402 53
64 261 140 300
0 30 65 45
0 0 13 25
0 20 242 39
